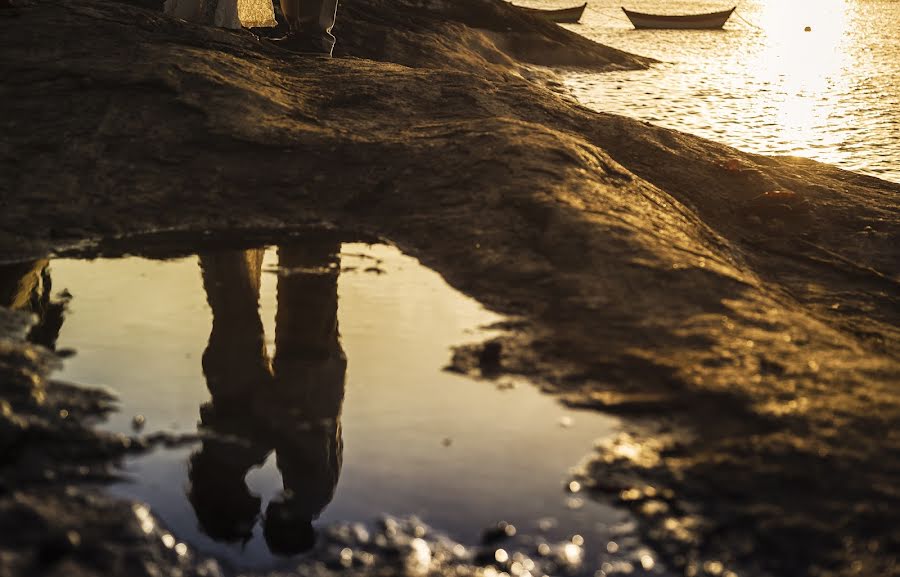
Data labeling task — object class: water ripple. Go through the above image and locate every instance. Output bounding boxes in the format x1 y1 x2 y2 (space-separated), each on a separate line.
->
546 0 900 183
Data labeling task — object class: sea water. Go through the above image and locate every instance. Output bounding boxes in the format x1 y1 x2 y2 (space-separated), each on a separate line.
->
524 0 899 182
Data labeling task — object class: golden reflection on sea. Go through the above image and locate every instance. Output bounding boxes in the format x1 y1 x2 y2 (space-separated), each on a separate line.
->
751 0 852 163
561 0 900 182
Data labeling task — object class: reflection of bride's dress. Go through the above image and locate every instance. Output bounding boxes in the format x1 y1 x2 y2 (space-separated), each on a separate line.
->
163 0 276 29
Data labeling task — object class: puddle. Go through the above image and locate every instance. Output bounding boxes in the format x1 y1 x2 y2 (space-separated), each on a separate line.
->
2 236 626 572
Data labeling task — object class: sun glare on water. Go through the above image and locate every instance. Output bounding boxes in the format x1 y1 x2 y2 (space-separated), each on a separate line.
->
749 0 853 160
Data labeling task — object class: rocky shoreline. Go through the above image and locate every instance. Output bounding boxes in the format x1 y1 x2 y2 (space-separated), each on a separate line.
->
1 0 898 576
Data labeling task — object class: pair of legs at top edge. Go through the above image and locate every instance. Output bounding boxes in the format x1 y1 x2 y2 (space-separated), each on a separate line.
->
272 0 340 56
162 0 338 56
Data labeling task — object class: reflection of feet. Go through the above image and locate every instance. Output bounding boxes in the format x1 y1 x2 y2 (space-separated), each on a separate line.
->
188 442 265 543
263 499 316 555
269 34 333 57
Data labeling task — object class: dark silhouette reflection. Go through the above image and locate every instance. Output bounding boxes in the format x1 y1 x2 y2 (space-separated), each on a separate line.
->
0 260 68 350
188 241 345 555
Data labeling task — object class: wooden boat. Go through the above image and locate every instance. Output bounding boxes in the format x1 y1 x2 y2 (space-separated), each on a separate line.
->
621 6 735 29
514 2 588 23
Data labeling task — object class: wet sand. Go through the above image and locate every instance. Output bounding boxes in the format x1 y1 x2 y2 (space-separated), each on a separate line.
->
0 0 898 576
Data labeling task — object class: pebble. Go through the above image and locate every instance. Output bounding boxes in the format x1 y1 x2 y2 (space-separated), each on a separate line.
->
482 521 517 545
38 530 81 564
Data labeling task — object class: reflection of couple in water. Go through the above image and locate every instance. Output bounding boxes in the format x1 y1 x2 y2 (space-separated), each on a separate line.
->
0 242 345 555
189 239 346 555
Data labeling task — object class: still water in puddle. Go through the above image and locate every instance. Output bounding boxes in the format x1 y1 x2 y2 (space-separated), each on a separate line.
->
30 240 621 570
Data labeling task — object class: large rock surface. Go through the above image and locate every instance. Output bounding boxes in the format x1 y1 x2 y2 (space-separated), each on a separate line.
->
0 1 898 576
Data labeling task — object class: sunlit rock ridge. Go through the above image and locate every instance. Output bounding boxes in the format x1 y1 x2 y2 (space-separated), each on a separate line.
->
0 1 898 577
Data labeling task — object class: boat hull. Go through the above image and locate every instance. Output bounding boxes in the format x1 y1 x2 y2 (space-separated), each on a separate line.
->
621 7 734 29
515 2 587 23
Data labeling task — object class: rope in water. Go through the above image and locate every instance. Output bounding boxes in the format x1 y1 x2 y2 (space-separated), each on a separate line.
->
585 6 633 26
733 8 764 31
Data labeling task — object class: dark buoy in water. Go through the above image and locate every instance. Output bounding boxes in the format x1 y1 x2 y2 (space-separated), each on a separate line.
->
804 25 812 32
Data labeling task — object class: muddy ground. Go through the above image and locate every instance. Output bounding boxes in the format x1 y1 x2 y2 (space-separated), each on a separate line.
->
1 0 898 576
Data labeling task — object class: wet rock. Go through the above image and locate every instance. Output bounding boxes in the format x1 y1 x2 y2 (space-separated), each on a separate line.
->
0 400 25 453
141 431 202 448
478 341 503 370
0 0 898 575
37 530 81 565
745 189 811 221
336 0 655 73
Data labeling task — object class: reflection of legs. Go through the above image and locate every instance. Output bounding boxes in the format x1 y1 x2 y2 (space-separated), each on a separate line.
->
274 243 341 365
262 242 346 554
264 424 342 554
263 418 344 557
270 242 346 427
199 250 271 413
191 249 272 544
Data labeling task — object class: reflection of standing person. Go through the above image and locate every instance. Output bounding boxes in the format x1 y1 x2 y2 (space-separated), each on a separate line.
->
189 241 345 554
198 249 271 414
190 249 271 543
265 244 345 553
